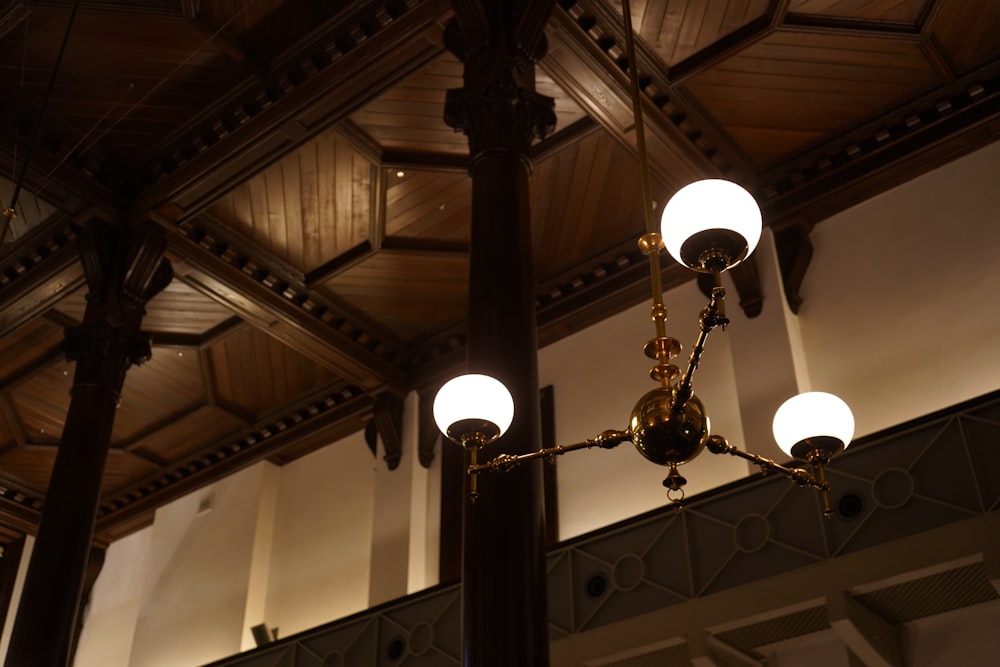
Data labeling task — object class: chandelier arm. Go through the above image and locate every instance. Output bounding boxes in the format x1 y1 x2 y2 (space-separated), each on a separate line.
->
674 286 728 412
469 429 630 475
706 435 826 490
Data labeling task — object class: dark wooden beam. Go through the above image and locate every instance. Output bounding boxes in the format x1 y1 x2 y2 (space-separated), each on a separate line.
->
135 0 451 220
164 228 407 394
0 215 84 339
546 0 749 187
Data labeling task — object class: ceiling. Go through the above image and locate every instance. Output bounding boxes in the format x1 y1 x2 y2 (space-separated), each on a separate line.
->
0 0 998 546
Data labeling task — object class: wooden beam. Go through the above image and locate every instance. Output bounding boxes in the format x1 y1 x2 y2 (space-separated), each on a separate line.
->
166 232 406 393
0 215 85 339
545 1 750 187
136 0 451 220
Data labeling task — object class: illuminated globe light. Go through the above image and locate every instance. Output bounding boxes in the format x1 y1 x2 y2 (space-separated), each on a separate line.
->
433 374 514 445
660 179 762 271
772 392 855 459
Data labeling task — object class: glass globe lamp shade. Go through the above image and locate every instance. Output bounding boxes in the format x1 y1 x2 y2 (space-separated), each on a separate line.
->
660 179 762 271
433 374 514 446
772 392 855 459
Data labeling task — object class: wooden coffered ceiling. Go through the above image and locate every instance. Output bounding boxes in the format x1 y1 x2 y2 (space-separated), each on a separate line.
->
0 0 997 546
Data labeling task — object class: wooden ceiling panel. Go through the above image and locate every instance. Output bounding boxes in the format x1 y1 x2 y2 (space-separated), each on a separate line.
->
0 319 63 382
385 170 471 241
53 279 235 336
101 451 161 496
530 130 649 279
143 279 236 335
352 52 589 155
683 30 940 167
622 0 770 65
205 129 373 274
0 9 247 158
11 359 74 443
112 346 206 442
788 0 926 23
351 53 467 155
207 326 336 419
0 402 20 453
322 250 468 341
927 0 1000 73
0 445 58 495
128 404 248 465
536 68 590 134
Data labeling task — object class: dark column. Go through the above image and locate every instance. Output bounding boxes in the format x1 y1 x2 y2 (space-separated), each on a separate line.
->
443 2 556 666
4 220 172 667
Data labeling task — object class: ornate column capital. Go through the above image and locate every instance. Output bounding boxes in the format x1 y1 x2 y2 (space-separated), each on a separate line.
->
63 218 173 397
442 1 557 165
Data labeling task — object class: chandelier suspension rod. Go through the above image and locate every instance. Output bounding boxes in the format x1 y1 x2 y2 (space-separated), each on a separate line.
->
621 0 669 342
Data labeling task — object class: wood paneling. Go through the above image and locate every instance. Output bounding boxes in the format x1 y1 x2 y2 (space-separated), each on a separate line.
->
54 279 235 336
530 130 650 279
0 319 62 382
207 325 336 418
683 30 940 166
206 129 374 274
351 54 469 155
129 404 247 464
101 451 161 496
143 279 236 335
10 360 74 443
928 0 1000 73
112 346 206 442
385 170 471 241
789 0 926 24
322 250 468 341
0 445 58 495
623 0 770 65
351 53 588 155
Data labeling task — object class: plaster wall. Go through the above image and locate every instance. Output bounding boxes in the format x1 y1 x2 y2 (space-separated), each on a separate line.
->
74 529 151 667
798 139 1000 438
264 429 376 639
127 464 269 667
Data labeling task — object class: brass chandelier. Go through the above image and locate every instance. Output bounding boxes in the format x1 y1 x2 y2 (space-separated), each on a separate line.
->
433 0 855 518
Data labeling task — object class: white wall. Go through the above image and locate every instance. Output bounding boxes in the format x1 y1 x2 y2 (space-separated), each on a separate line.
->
264 429 376 638
799 140 1000 438
127 464 271 667
74 529 151 667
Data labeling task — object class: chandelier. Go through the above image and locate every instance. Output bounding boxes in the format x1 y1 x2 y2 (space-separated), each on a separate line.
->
433 0 855 518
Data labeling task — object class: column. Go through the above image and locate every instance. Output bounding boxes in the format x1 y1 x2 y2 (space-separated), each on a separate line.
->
443 2 556 666
4 219 171 667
